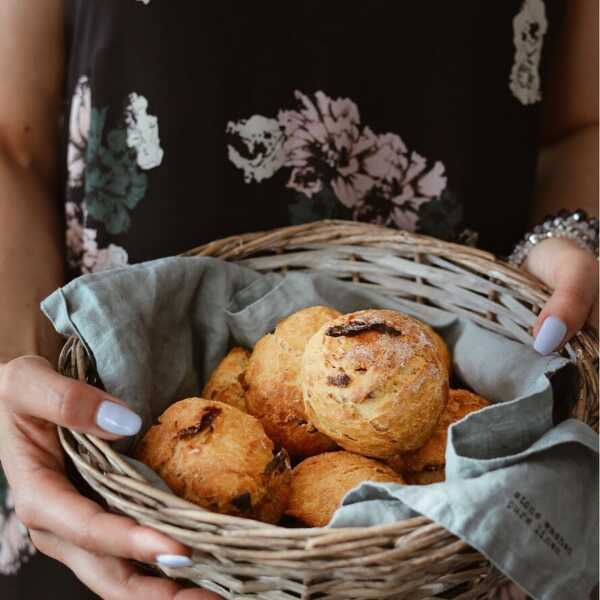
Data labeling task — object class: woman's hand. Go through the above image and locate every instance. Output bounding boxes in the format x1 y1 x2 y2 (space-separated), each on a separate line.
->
0 355 222 600
523 237 598 354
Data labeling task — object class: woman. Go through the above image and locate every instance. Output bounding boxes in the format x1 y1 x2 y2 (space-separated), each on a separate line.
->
0 2 597 599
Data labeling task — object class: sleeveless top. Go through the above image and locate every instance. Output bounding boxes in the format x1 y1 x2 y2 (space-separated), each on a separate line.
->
2 0 565 595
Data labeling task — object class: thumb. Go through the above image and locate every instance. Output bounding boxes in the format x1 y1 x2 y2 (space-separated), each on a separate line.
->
530 249 598 355
0 355 141 439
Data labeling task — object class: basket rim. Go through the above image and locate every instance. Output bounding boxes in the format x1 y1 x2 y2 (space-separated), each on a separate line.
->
59 219 595 537
56 220 597 597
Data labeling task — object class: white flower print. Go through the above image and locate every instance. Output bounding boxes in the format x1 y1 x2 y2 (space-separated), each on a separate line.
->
66 201 98 271
94 244 129 272
67 75 92 188
227 90 450 235
125 93 164 170
510 0 548 105
0 489 35 575
65 202 129 273
226 115 286 183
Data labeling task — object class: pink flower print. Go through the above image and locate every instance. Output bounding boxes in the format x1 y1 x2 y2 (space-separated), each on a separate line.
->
354 133 448 231
0 490 35 575
287 166 323 197
278 91 377 207
392 151 447 208
65 202 99 271
391 206 419 231
65 202 129 273
362 133 408 182
417 160 447 197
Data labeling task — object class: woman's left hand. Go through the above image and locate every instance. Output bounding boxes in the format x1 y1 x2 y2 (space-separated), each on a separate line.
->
523 237 598 355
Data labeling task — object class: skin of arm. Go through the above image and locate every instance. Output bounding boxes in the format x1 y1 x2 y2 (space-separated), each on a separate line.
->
0 0 65 366
532 0 598 222
524 0 598 342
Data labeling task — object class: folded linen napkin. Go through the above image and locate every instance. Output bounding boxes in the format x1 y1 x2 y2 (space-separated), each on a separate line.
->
42 257 598 600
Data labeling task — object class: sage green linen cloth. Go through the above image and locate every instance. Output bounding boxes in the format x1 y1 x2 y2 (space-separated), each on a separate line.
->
41 257 598 600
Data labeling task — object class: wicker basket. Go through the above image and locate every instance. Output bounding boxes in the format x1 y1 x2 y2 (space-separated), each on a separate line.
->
57 220 598 600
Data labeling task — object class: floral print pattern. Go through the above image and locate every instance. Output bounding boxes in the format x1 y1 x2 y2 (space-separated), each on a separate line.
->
227 90 450 235
66 202 130 273
125 93 164 170
0 473 35 575
510 0 548 105
65 76 163 272
0 76 163 574
67 75 92 188
226 116 286 183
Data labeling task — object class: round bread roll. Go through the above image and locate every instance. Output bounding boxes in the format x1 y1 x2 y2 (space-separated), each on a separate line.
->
424 325 451 375
244 306 340 460
286 451 404 527
387 388 489 478
302 309 449 458
134 397 291 523
405 469 445 485
202 346 250 412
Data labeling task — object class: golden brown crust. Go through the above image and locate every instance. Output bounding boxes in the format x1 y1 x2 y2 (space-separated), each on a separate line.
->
405 468 446 485
202 347 250 412
424 325 451 375
286 451 404 527
387 388 489 474
134 397 291 523
244 306 340 460
302 309 449 458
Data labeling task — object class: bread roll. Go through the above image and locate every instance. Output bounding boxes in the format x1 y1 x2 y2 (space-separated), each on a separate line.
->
424 325 451 375
202 346 250 412
286 451 404 527
302 309 449 458
244 306 340 460
388 388 489 481
135 398 291 523
405 469 445 485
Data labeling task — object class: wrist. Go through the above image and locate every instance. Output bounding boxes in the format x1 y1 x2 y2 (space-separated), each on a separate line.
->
523 237 596 280
510 209 598 267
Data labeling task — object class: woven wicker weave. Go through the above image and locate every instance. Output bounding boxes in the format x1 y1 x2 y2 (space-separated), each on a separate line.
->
58 220 598 600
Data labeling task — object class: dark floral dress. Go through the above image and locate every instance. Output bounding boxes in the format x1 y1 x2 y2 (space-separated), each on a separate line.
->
1 0 565 596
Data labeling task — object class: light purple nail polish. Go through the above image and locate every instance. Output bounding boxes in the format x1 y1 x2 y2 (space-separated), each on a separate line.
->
96 401 142 436
156 554 193 568
534 316 567 355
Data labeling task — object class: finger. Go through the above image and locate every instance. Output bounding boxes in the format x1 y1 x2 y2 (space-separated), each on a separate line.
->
525 240 599 354
14 464 193 565
532 257 598 354
30 530 223 600
176 589 224 600
0 354 141 438
588 293 599 331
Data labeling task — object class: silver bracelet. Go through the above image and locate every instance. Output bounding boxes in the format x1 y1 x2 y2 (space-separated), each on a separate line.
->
509 209 599 267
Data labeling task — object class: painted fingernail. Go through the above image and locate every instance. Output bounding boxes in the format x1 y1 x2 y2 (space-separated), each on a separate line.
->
534 316 567 355
96 401 142 436
155 554 193 568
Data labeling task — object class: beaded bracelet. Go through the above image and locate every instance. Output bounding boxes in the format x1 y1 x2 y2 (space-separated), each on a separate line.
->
508 209 599 267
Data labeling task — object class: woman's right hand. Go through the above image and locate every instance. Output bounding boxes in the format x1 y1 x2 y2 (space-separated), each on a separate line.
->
0 355 222 600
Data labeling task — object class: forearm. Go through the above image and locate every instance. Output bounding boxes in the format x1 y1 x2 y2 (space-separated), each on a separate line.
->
532 124 598 225
0 151 64 365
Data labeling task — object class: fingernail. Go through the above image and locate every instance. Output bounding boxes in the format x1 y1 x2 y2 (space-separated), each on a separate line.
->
155 554 193 568
96 401 142 436
534 316 567 355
